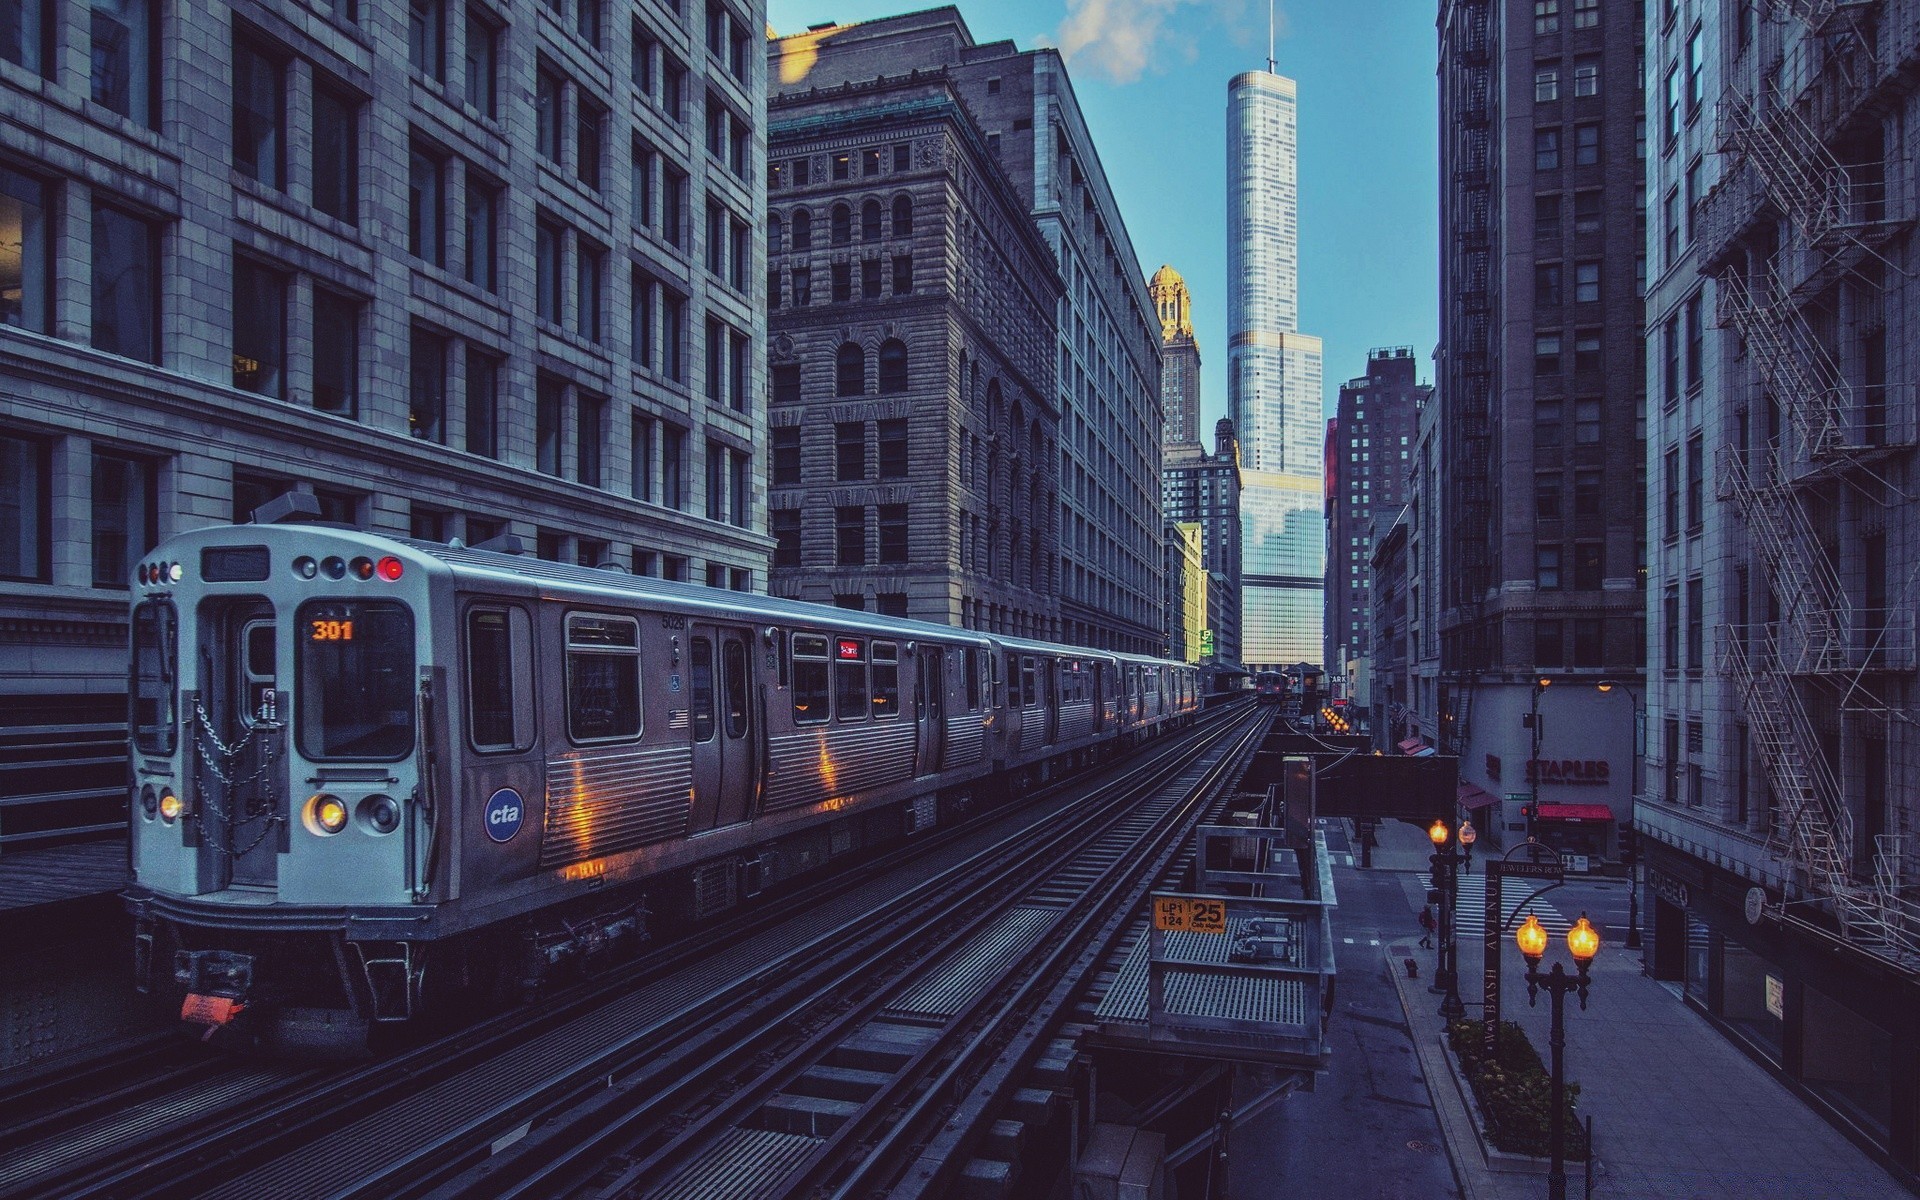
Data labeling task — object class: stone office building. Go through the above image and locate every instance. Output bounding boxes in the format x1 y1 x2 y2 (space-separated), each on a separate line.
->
0 0 768 848
760 64 1063 630
771 8 1166 654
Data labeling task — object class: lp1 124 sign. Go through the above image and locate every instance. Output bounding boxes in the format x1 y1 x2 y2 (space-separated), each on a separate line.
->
1154 895 1227 934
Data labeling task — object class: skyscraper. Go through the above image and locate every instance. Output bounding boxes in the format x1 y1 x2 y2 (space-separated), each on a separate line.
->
1229 69 1324 671
1151 265 1203 451
1326 347 1428 674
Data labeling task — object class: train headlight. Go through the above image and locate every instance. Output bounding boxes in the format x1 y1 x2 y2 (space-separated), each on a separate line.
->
158 791 184 823
140 785 158 818
293 555 318 579
307 794 349 835
166 562 183 583
360 794 402 834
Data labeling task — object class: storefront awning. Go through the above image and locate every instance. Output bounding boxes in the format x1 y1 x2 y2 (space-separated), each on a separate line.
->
1537 803 1614 823
1458 783 1500 810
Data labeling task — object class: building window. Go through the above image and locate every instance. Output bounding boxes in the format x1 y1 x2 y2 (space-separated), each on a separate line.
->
409 0 445 79
1686 433 1703 529
1685 289 1704 390
729 330 748 411
831 261 850 303
661 423 685 509
1573 189 1601 235
861 199 882 241
893 143 910 171
1573 56 1598 98
662 288 686 381
836 505 865 565
791 207 812 250
878 503 908 563
464 172 498 291
577 392 603 487
465 347 498 458
633 140 656 231
0 430 47 581
1535 127 1560 171
536 375 563 475
631 268 654 369
704 317 724 403
0 1 45 74
90 450 154 588
1686 27 1705 114
535 63 563 163
729 449 748 527
1664 584 1680 669
878 418 908 478
1535 0 1559 34
1574 260 1600 303
576 95 605 189
232 256 287 396
1572 0 1598 26
791 266 812 305
1537 402 1563 448
893 194 914 235
771 362 801 404
571 0 600 46
1535 263 1563 307
575 241 603 342
1685 157 1702 244
631 413 654 501
1574 469 1602 516
835 420 865 481
409 325 447 442
772 508 800 566
312 288 359 418
1664 446 1680 539
1664 65 1681 145
861 257 882 300
1535 66 1558 103
730 219 748 292
312 82 358 224
1686 580 1704 670
878 339 909 393
1535 619 1564 667
1536 546 1562 590
893 254 913 294
772 425 800 485
1574 123 1600 165
1572 618 1601 667
535 216 562 323
91 203 158 363
836 342 865 396
464 5 497 116
1535 193 1561 240
1535 332 1562 375
1573 398 1600 443
409 141 445 265
1574 542 1602 589
1535 471 1562 519
832 152 850 180
830 202 851 245
232 39 285 190
663 165 688 249
1573 329 1601 373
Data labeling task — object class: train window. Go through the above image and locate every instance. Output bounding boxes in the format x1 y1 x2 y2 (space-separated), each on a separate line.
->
722 639 749 738
690 636 716 742
564 612 642 743
1022 657 1037 707
964 647 980 710
296 600 415 761
871 641 899 718
131 600 177 756
792 634 829 724
1005 652 1021 708
466 606 533 752
835 636 868 721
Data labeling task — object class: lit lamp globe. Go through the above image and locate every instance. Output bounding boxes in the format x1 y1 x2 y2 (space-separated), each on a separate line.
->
1515 913 1549 965
1460 820 1477 847
1567 915 1602 966
1428 819 1449 847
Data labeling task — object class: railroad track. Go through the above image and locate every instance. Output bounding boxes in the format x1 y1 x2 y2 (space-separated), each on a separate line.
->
2 704 1257 1200
402 704 1270 1200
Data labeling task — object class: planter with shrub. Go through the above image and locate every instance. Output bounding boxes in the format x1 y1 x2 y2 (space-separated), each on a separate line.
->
1445 1018 1589 1161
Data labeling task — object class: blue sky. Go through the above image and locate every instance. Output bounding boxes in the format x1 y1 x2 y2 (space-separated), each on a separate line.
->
766 0 1441 426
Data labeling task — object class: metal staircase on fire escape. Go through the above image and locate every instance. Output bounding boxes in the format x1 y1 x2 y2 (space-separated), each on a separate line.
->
1441 0 1493 757
1707 1 1920 965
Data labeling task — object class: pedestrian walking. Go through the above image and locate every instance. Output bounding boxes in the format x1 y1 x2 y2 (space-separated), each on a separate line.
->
1417 904 1435 949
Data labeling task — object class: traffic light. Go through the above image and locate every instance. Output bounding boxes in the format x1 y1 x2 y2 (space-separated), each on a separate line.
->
1426 887 1442 907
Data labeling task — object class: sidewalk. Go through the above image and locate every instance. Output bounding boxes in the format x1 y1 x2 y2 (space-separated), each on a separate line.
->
1363 818 1909 1199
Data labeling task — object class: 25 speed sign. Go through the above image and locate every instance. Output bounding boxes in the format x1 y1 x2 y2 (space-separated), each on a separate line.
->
1153 896 1227 934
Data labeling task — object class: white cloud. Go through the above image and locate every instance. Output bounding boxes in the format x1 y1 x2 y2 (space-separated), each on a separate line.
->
1056 0 1277 84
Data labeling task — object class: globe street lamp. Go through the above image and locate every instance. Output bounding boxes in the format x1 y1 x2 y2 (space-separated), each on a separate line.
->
1596 679 1643 950
1428 819 1466 1022
1516 911 1600 1200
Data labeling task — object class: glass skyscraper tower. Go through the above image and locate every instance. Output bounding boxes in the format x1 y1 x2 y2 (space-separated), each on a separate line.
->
1228 69 1323 671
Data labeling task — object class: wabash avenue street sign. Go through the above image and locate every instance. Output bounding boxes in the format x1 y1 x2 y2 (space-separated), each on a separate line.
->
1482 852 1566 1059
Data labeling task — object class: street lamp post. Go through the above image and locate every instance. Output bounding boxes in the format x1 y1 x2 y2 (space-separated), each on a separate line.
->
1525 677 1552 841
1516 911 1601 1200
1596 680 1643 950
1428 819 1466 1022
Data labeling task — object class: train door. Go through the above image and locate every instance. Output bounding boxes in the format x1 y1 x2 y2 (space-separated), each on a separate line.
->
1042 658 1058 743
915 644 945 775
688 624 756 831
196 601 284 889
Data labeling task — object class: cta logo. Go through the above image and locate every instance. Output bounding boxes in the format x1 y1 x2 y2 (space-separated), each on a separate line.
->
484 788 524 843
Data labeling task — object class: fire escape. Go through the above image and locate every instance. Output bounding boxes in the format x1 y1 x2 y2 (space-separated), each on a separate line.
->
1699 0 1920 963
1441 0 1494 756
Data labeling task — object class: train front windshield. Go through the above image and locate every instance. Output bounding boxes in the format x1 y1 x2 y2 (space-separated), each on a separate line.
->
296 600 416 760
131 600 178 755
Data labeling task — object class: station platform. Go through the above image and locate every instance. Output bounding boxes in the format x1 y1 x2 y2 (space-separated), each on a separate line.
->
0 839 129 917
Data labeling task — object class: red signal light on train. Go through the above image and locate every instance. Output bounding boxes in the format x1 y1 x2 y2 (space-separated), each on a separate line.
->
376 556 404 582
837 639 863 660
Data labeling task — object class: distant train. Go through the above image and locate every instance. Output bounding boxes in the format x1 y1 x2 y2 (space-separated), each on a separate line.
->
1254 672 1287 704
124 518 1202 1046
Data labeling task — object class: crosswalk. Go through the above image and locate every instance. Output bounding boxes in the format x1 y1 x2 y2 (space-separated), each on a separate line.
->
1449 874 1572 939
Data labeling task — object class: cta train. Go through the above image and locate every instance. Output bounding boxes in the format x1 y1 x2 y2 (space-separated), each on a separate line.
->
124 517 1201 1045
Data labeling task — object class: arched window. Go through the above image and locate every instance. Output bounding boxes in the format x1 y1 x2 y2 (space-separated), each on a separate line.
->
768 213 784 255
830 203 851 245
878 338 908 393
791 209 812 250
861 199 883 241
892 194 913 236
835 342 865 396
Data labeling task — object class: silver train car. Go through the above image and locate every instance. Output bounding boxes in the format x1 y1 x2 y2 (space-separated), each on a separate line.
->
124 520 1201 1043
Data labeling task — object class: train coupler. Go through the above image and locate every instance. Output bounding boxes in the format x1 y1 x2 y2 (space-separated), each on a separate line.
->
175 949 256 1037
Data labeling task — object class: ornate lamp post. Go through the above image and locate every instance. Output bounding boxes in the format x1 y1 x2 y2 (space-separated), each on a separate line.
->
1428 819 1466 1022
1516 911 1601 1200
1596 680 1643 949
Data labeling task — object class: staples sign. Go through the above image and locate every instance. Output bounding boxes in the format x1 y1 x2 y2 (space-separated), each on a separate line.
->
1524 759 1611 786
